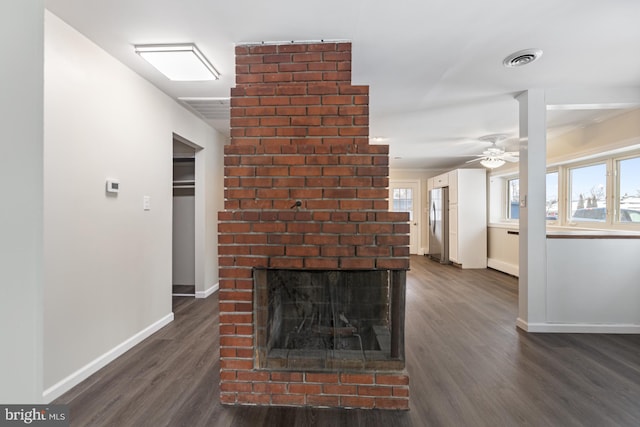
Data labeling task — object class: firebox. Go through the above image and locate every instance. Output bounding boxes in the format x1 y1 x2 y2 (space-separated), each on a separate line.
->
254 269 405 371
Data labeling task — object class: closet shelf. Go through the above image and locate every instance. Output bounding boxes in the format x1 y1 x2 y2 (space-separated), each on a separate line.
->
173 180 195 187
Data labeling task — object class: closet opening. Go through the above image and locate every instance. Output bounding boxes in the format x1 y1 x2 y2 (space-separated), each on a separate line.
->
172 138 196 297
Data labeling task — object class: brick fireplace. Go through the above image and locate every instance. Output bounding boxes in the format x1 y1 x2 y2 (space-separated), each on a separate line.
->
218 41 410 410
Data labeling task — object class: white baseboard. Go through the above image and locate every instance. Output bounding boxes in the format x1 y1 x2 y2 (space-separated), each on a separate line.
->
196 282 219 299
42 312 174 403
516 317 529 331
487 258 519 277
517 317 640 333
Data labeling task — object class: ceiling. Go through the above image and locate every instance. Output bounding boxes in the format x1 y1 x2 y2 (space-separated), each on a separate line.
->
44 0 640 170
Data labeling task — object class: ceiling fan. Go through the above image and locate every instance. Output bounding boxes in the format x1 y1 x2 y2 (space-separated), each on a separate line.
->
466 134 519 169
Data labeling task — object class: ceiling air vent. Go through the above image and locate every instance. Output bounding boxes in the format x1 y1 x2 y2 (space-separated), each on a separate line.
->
178 97 230 120
503 49 543 68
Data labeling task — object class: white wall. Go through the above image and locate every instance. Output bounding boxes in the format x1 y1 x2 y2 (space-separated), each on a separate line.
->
173 194 196 285
43 11 225 399
202 136 225 295
497 230 640 332
544 238 640 332
0 0 45 403
487 225 519 276
547 108 640 164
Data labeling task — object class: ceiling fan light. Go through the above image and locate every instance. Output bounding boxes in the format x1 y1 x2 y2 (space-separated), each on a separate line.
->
480 158 506 169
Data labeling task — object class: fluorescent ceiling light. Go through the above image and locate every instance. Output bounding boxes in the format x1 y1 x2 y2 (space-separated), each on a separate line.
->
546 103 638 111
134 44 220 81
480 158 505 169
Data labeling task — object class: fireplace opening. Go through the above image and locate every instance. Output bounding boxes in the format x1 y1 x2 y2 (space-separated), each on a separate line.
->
255 269 405 371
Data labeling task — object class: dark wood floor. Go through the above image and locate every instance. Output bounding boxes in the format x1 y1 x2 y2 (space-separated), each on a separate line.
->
55 255 640 426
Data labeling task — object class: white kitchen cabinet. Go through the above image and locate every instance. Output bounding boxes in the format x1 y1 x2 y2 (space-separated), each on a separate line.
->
427 177 434 191
448 169 487 268
449 203 459 262
448 169 458 202
433 172 449 188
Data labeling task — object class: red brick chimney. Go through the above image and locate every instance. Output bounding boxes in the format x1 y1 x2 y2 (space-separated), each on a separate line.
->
218 41 410 410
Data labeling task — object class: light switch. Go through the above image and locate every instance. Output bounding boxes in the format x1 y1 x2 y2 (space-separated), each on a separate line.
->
143 196 151 211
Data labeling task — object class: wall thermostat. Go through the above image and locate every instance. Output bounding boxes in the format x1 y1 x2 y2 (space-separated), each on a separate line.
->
106 179 120 194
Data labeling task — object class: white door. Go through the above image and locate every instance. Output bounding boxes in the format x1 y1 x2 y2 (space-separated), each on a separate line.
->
389 180 420 254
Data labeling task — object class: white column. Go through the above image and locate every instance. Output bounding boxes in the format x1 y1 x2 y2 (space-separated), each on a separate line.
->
0 0 45 402
516 90 547 331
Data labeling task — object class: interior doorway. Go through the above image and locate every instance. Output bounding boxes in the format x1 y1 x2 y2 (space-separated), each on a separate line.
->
389 180 421 254
172 138 196 296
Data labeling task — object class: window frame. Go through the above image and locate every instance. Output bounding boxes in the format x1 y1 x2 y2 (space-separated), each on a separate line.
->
506 177 520 221
615 153 640 225
545 169 559 224
566 160 609 226
501 172 559 223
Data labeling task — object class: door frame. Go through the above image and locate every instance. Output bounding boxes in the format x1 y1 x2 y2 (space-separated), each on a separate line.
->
389 179 422 255
172 133 205 297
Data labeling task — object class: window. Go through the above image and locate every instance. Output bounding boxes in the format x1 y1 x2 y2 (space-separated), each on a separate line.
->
618 156 640 223
392 188 413 220
546 172 558 220
507 178 519 219
495 151 640 229
569 163 607 222
506 173 558 221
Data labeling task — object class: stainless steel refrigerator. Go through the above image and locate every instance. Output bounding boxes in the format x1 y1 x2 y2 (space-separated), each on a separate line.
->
428 187 449 264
